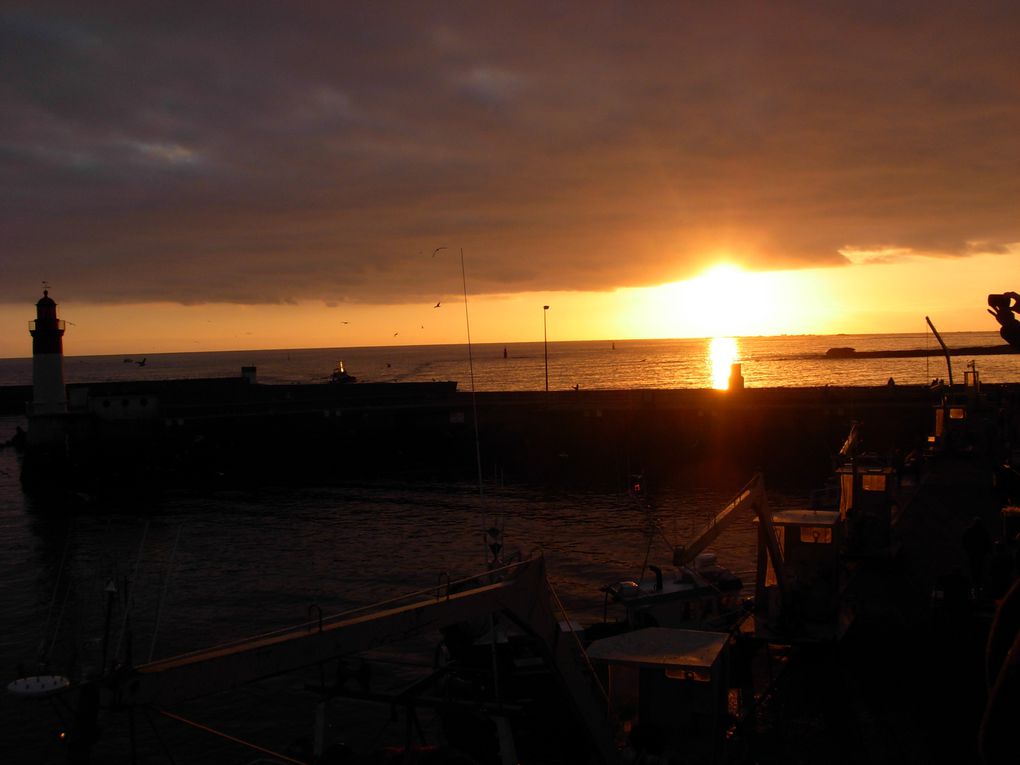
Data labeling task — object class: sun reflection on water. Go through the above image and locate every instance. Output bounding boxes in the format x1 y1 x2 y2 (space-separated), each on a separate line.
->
709 337 739 389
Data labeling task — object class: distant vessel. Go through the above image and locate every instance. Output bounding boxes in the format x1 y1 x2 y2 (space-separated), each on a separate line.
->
329 360 356 383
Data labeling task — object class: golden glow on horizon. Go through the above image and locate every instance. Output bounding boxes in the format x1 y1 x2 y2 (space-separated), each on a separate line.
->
709 336 738 389
630 262 800 338
1 251 1017 358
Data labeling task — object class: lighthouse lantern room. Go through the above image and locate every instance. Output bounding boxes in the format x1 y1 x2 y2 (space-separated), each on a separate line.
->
29 290 68 416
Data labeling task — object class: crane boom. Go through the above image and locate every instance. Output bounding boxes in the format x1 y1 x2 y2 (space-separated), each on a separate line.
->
673 473 765 566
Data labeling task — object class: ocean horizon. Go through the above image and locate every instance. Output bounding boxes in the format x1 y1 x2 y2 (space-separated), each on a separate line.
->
0 330 1014 390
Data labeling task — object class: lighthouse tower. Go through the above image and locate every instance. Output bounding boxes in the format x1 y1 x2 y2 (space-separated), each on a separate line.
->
29 290 67 415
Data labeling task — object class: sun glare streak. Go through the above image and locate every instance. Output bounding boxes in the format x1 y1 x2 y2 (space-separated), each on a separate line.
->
709 336 738 389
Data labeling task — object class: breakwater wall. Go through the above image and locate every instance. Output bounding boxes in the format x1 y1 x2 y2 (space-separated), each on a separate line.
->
474 385 936 489
8 376 951 493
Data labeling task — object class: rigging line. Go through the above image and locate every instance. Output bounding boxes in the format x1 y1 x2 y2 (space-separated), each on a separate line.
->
458 248 486 560
546 578 609 707
87 517 115 645
156 709 309 765
38 517 74 663
142 708 179 765
460 248 484 496
457 251 501 714
114 520 150 663
45 565 74 667
148 524 183 662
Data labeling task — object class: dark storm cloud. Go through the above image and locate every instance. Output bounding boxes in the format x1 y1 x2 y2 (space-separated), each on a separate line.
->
3 1 1019 305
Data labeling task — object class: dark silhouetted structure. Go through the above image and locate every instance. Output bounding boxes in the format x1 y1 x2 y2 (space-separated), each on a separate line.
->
988 292 1020 349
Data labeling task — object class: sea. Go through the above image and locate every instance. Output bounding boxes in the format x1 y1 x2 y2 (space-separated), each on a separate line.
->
0 332 1015 763
0 331 1016 390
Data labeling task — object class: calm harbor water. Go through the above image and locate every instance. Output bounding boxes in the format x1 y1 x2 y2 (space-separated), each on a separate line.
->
0 332 1013 761
0 410 801 763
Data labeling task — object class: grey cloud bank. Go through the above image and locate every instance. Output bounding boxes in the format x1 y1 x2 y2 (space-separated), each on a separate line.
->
3 2 1019 306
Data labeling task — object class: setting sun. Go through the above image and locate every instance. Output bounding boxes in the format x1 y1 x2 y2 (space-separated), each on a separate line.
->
651 263 786 338
683 265 768 337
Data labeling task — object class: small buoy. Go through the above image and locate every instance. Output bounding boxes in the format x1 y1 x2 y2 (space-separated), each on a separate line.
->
7 675 71 698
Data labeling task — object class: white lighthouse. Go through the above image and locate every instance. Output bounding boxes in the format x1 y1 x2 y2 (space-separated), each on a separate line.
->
29 290 67 415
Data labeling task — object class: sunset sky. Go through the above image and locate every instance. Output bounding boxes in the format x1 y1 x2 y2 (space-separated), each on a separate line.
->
3 2 1019 357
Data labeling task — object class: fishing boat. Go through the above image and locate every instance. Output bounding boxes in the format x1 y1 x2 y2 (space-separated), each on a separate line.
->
601 552 745 630
600 475 763 632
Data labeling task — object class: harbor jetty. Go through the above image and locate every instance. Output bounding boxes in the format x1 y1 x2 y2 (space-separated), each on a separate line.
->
8 370 942 493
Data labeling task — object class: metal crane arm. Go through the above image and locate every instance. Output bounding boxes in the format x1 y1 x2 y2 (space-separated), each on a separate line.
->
674 473 765 566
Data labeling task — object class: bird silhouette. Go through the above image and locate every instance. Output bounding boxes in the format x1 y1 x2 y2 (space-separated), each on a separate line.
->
432 247 447 257
340 321 350 325
136 358 147 367
434 301 441 308
393 332 399 336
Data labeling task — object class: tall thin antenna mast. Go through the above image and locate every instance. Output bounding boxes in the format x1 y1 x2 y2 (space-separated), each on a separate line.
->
460 249 484 500
459 249 503 706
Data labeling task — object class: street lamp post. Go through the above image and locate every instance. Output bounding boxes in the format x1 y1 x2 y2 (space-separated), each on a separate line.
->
543 305 550 392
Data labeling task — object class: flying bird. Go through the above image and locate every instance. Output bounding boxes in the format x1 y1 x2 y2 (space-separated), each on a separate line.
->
434 301 441 308
340 321 350 325
432 247 448 257
136 358 147 367
393 332 399 336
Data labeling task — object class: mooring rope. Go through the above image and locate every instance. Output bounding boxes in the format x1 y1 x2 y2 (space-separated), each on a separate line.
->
156 709 309 765
38 518 74 665
148 524 183 662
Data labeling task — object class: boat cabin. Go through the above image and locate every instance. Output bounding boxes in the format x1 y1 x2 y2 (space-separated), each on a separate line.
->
755 509 846 643
838 464 896 553
928 366 986 456
587 627 730 765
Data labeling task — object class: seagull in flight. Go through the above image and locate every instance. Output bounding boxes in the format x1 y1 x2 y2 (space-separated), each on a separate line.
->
432 247 448 257
434 301 441 308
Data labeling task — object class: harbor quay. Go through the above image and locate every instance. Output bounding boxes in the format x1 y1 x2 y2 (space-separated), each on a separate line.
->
6 373 945 492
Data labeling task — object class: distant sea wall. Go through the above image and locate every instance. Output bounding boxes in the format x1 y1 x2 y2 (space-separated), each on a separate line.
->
473 386 937 489
8 377 955 493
